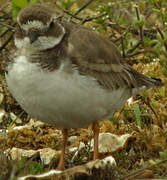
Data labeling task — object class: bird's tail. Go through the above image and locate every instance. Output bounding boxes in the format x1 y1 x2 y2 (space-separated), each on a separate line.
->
128 66 164 95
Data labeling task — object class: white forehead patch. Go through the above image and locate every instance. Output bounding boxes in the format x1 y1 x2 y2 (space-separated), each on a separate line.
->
21 20 50 31
15 20 65 50
17 14 56 31
15 36 63 50
14 26 65 50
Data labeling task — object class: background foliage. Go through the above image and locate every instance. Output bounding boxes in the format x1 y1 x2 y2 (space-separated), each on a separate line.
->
0 0 167 179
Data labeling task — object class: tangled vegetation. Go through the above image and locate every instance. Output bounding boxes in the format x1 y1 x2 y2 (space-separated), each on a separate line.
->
0 0 167 179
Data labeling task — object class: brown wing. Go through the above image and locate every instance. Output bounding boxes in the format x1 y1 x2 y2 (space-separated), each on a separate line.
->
66 23 163 90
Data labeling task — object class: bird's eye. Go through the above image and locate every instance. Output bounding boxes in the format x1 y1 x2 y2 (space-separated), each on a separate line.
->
50 21 54 28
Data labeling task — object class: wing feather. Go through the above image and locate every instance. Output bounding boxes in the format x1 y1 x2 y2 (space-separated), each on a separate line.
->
65 23 163 91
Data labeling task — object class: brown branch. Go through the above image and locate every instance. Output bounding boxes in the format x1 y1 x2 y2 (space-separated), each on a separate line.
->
0 21 16 52
125 50 146 58
81 12 107 24
74 0 96 16
127 40 142 54
0 22 15 31
54 1 107 24
0 28 10 38
113 26 131 43
121 38 126 58
125 48 157 58
0 9 12 21
108 22 157 39
144 97 158 119
156 25 167 52
0 32 14 52
54 2 83 21
0 0 10 11
135 4 143 43
121 158 167 180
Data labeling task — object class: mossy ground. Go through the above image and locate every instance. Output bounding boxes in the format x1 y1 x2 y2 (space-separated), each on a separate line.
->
0 0 167 179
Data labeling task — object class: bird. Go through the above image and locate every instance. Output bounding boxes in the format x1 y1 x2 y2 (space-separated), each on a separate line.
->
5 4 164 170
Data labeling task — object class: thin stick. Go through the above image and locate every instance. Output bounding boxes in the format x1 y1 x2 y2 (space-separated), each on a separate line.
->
121 38 126 58
0 32 14 52
54 2 83 21
57 129 68 170
0 0 10 11
156 25 167 52
120 158 167 180
74 0 96 16
92 122 99 160
14 152 40 177
54 1 106 24
125 50 145 58
113 26 131 43
0 29 10 38
135 4 143 43
0 22 15 31
81 12 107 24
127 40 142 54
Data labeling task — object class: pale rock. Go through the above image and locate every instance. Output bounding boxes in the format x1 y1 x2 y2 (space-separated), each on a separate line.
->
79 142 85 149
17 156 116 180
94 156 116 169
68 136 78 144
69 147 78 153
39 148 61 165
17 169 62 180
5 147 60 165
90 133 132 153
0 92 4 105
13 119 44 130
28 118 44 127
69 142 85 153
0 109 6 123
13 124 31 130
9 147 36 161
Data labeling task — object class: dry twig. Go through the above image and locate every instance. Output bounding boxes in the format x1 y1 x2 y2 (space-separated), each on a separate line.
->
0 0 10 11
135 4 143 43
74 0 96 16
0 32 14 52
156 24 167 52
121 158 167 180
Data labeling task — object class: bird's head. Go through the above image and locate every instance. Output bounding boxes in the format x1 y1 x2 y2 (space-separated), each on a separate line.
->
15 4 65 50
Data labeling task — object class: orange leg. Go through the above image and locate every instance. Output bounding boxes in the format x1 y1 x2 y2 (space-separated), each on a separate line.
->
57 129 68 170
92 121 99 160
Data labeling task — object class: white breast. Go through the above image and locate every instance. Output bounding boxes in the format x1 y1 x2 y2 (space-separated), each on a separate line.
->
6 55 131 128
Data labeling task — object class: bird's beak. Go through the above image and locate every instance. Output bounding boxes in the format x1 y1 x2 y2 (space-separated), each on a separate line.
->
28 31 39 44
